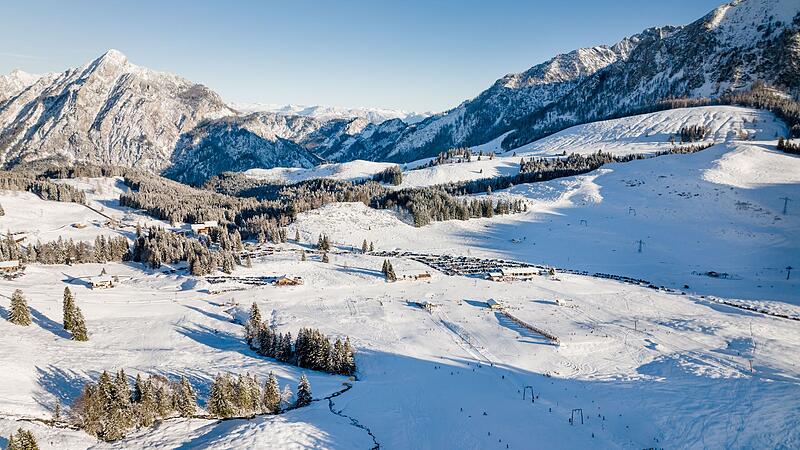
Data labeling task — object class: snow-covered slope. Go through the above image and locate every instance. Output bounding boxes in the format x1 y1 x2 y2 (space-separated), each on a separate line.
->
243 106 784 190
1 230 797 448
315 0 800 164
231 103 432 125
0 98 798 449
294 107 797 303
508 105 785 157
0 69 42 102
243 160 397 184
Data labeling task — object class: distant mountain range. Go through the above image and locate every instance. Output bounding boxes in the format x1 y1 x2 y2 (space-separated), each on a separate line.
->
230 103 432 125
0 0 797 184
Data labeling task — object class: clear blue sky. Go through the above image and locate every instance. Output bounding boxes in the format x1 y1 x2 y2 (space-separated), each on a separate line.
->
1 0 723 112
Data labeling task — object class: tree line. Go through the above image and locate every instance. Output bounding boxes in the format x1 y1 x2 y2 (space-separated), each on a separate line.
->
72 369 197 441
777 137 800 155
70 368 314 441
244 302 357 376
0 170 87 204
416 147 496 169
0 234 129 265
372 165 403 185
130 225 241 275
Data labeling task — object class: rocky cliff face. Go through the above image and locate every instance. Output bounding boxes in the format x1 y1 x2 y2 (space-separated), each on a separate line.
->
0 49 234 171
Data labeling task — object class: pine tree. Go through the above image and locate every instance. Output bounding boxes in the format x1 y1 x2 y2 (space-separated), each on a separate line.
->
134 376 157 427
245 253 252 268
71 307 89 341
63 286 76 331
207 373 235 418
174 376 197 417
362 239 368 254
384 260 397 282
256 322 273 357
296 374 312 407
331 339 345 374
247 374 262 413
295 229 301 241
244 302 262 347
106 370 134 440
322 252 330 263
9 289 31 326
342 337 356 375
132 374 145 403
301 250 307 261
234 373 253 415
369 242 374 252
263 372 281 413
115 369 132 406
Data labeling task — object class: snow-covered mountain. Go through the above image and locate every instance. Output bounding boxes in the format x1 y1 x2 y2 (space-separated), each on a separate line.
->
317 0 800 163
0 0 796 184
230 103 432 125
0 49 236 172
0 69 43 102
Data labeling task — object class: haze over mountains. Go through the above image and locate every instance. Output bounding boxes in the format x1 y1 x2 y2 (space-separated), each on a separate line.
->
0 0 797 184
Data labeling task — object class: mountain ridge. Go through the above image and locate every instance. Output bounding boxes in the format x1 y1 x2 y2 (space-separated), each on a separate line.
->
0 0 796 183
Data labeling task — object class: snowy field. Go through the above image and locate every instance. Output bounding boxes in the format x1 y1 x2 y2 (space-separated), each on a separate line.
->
0 177 175 245
0 191 119 243
507 106 780 158
0 250 798 449
0 105 797 448
243 161 397 184
295 140 799 305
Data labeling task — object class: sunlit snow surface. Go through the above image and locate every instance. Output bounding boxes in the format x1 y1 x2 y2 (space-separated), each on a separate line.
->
0 105 798 449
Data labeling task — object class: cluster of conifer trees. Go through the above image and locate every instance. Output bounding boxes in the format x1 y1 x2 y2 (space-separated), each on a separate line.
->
375 188 527 227
72 370 196 441
5 428 38 450
70 368 317 441
317 234 332 252
0 234 129 265
678 125 709 142
372 165 403 185
206 371 312 418
777 137 800 155
0 171 87 204
418 147 495 168
361 239 375 253
244 303 357 376
130 226 240 275
202 168 529 228
381 259 397 281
